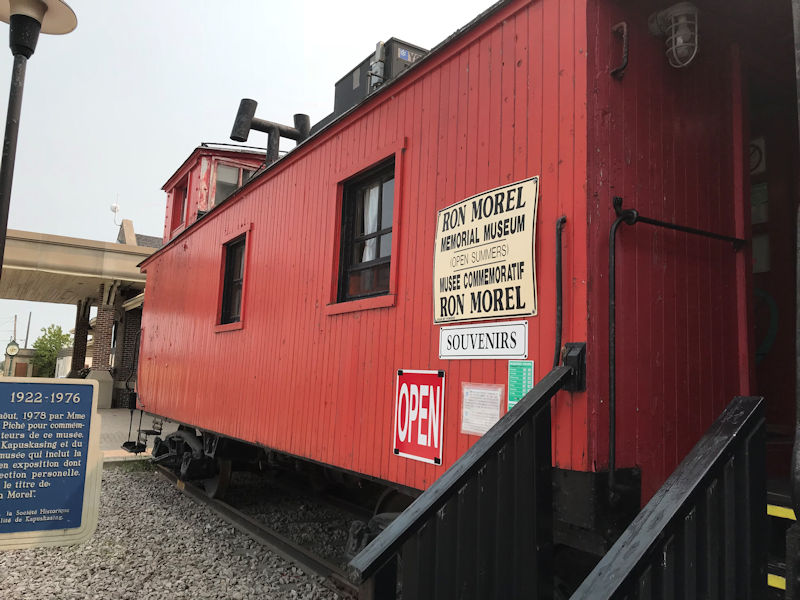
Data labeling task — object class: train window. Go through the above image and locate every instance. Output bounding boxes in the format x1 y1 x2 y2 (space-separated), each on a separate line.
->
213 163 255 207
170 180 188 233
338 161 395 301
220 235 246 324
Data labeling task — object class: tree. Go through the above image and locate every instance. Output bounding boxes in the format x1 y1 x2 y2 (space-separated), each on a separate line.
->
32 325 72 377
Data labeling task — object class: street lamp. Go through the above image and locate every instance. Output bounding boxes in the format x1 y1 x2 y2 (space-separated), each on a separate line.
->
0 0 76 283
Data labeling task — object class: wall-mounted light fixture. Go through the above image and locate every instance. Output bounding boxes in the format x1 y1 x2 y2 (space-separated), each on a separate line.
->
648 2 699 69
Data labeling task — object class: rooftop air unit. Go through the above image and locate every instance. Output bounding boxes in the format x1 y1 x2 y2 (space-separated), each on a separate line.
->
332 38 427 119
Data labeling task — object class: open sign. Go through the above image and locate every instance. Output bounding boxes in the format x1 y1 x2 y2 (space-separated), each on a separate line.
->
393 370 445 465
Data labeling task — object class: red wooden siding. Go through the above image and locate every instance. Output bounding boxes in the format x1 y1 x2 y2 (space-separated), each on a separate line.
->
139 0 590 492
586 0 748 502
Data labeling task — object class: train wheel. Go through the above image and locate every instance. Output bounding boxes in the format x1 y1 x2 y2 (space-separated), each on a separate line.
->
203 457 231 499
374 488 413 516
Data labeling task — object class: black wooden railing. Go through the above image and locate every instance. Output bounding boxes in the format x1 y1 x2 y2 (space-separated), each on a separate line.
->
572 395 767 599
348 365 573 599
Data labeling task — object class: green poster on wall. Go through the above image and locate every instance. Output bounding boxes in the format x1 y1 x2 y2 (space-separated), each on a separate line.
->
508 360 534 411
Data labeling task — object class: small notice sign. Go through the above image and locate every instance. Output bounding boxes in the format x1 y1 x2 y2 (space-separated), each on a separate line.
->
439 320 528 360
460 383 504 436
0 378 101 550
508 360 534 410
393 370 445 465
433 177 539 324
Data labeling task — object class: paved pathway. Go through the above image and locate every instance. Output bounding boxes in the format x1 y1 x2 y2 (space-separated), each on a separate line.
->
98 408 178 462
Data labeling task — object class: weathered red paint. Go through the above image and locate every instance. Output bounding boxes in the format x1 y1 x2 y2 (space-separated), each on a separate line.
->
140 0 770 502
161 147 265 243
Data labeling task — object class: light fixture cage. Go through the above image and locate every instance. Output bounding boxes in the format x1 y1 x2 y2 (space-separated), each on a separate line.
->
649 2 699 69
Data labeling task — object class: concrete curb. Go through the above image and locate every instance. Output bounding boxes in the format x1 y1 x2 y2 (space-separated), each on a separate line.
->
103 449 152 463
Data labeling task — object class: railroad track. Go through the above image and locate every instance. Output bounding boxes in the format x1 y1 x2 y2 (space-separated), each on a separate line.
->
155 465 360 599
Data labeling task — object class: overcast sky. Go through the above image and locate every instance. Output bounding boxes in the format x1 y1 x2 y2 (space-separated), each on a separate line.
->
0 0 493 346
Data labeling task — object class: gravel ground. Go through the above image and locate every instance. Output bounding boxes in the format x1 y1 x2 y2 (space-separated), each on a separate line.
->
0 463 346 600
226 472 354 570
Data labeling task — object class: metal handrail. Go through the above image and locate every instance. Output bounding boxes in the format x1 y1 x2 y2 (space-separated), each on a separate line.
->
572 395 766 598
348 364 573 584
608 196 745 501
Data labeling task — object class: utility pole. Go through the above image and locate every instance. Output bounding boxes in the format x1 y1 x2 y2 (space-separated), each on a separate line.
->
23 311 30 347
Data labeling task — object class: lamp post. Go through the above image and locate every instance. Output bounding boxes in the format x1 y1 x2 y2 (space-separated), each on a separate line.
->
5 338 18 375
0 0 75 283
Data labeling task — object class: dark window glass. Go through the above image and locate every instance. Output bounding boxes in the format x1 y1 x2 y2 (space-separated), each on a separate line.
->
339 161 395 301
379 233 392 257
221 236 246 324
381 180 394 229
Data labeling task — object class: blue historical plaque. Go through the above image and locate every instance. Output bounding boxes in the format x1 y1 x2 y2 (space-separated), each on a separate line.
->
0 379 101 549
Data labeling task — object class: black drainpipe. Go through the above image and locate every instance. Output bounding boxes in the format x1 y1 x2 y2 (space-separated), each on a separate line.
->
607 196 745 502
554 216 567 368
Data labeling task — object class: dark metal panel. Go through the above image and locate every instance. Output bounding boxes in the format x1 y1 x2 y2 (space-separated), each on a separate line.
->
660 534 676 600
682 506 697 600
416 520 436 597
739 415 768 598
455 480 478 600
532 406 554 596
734 435 751 597
722 457 736 598
358 557 397 600
401 534 420 600
703 478 721 600
512 423 535 599
787 522 800 599
434 497 458 600
476 459 497 598
638 564 653 600
494 443 513 599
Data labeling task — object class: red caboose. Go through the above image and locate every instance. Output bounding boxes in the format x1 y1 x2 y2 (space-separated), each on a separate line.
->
138 0 798 584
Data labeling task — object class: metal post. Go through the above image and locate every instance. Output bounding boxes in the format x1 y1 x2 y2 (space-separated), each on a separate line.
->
788 2 800 598
0 52 27 283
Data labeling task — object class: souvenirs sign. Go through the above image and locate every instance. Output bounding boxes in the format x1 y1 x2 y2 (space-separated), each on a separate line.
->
439 320 528 360
0 379 101 550
433 177 539 324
